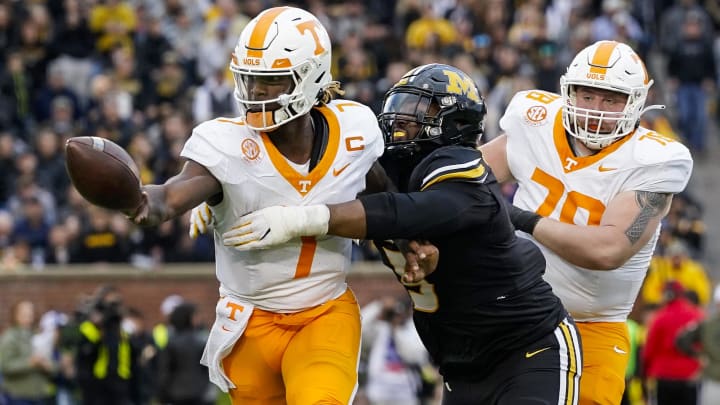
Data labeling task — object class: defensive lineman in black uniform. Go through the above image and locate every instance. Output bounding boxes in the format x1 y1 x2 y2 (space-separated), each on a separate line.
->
223 64 583 404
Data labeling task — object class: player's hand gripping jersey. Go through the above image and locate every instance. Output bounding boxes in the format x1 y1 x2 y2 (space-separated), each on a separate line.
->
181 100 383 312
501 90 693 322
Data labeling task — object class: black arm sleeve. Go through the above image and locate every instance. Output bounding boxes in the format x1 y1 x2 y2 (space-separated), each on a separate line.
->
359 181 499 240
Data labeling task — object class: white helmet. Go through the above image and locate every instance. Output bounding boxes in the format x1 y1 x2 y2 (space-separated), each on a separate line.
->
230 7 332 131
560 41 662 149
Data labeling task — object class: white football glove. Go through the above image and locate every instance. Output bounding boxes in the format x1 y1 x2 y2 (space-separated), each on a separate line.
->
222 205 329 250
189 202 215 239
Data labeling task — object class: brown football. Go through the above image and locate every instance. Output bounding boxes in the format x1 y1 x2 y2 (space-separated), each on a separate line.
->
65 136 142 211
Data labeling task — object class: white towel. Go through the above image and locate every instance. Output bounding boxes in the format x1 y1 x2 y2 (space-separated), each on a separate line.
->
201 293 254 392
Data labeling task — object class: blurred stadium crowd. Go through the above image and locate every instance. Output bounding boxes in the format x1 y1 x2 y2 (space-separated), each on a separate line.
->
0 0 718 404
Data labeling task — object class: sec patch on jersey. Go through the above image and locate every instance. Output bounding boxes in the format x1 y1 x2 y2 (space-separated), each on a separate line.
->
65 136 142 211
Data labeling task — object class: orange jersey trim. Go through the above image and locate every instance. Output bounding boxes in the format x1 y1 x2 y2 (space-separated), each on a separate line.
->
261 106 341 196
552 109 632 173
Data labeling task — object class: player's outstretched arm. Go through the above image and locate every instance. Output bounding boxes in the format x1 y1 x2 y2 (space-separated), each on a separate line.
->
517 190 672 270
221 200 366 249
130 160 222 227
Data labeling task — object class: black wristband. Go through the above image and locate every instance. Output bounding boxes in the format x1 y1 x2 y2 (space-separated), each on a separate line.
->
509 204 542 234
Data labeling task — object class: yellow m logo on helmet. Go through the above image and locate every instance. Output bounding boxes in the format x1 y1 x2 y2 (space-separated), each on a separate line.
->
443 70 480 102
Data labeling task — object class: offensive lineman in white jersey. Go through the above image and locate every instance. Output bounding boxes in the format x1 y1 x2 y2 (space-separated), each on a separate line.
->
480 40 693 404
128 7 394 404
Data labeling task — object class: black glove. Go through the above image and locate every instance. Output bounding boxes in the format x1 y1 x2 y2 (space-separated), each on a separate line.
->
508 204 542 234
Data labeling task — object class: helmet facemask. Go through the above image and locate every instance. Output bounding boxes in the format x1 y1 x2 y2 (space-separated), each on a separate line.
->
561 83 646 150
559 40 663 150
379 91 443 149
231 58 324 132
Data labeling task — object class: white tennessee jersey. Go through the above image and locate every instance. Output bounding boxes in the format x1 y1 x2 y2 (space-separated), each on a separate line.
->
181 100 384 312
501 90 693 322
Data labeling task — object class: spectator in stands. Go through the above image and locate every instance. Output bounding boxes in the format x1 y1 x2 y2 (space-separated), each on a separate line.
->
6 174 57 227
49 0 96 102
34 128 69 206
44 224 71 266
405 2 458 52
33 63 80 123
0 132 17 206
665 9 717 153
664 192 705 255
0 210 13 256
642 239 711 308
0 51 34 139
191 68 237 124
11 194 51 268
88 0 137 56
643 280 704 405
70 206 132 263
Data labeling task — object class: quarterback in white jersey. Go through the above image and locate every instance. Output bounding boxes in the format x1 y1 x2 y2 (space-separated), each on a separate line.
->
481 41 693 405
129 7 391 405
182 100 382 313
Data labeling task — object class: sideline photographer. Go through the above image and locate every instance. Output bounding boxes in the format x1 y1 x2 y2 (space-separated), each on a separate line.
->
74 285 138 405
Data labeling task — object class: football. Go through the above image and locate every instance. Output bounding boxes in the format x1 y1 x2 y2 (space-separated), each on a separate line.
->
65 136 143 211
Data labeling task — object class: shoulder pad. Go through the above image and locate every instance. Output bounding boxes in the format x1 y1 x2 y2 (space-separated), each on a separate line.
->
631 129 693 167
181 117 251 171
410 146 489 191
622 129 694 194
324 99 377 122
499 90 562 135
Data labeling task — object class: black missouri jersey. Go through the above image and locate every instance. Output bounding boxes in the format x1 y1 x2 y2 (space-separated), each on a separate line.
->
361 146 566 380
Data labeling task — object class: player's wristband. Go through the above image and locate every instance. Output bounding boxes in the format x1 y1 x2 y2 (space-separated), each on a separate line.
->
509 205 542 235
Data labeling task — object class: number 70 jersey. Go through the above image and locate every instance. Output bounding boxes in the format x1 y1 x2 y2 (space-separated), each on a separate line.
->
500 90 693 322
181 100 384 313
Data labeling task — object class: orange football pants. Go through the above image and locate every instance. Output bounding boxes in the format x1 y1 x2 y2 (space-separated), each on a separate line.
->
222 288 361 405
576 322 630 405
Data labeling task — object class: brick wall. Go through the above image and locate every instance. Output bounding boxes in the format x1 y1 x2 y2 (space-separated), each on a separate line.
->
0 263 405 329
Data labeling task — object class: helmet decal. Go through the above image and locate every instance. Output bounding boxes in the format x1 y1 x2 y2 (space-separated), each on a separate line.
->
442 69 481 102
296 21 328 56
587 40 618 79
245 7 287 60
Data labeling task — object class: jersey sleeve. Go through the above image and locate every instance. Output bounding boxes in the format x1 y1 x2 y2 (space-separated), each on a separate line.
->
361 146 498 240
180 120 229 181
409 146 489 191
329 99 385 162
498 91 532 137
360 182 497 240
622 141 694 193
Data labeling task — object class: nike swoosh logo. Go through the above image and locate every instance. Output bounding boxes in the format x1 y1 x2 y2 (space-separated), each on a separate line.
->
221 325 233 332
525 347 551 358
613 345 627 354
333 163 351 177
598 165 617 172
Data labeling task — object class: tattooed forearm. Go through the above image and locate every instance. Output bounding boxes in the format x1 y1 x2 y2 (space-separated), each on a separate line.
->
625 191 670 244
